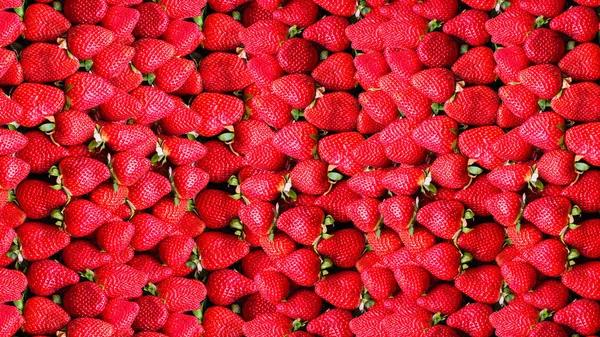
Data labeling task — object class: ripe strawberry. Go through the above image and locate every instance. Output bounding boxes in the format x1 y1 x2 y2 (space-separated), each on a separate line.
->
276 205 327 246
128 254 173 284
61 198 115 236
25 259 75 297
446 303 494 337
554 299 600 335
161 312 204 337
67 24 114 60
305 92 359 132
445 86 499 125
276 289 322 321
203 306 244 337
99 299 139 334
162 19 204 57
303 16 350 52
418 242 461 280
0 268 26 303
354 52 390 90
550 6 598 42
411 68 455 103
202 13 243 51
492 127 534 162
255 270 291 304
94 263 149 299
206 269 256 306
457 222 505 262
63 281 108 317
381 77 432 123
519 64 563 99
200 52 253 93
275 248 322 286
417 32 458 68
132 38 175 74
522 238 571 277
155 277 206 312
507 222 543 250
361 267 397 302
131 296 169 331
519 112 565 151
411 116 458 154
413 0 457 21
94 221 134 256
54 156 110 196
196 231 249 270
417 283 462 315
443 10 490 46
378 14 428 51
489 302 540 337
561 170 600 212
499 85 540 121
523 28 565 65
501 260 538 294
349 305 391 337
559 43 600 81
0 58 22 86
485 9 535 45
271 74 316 109
272 121 318 160
128 171 172 210
22 296 70 335
316 228 364 268
523 196 574 235
0 156 29 190
565 122 600 166
277 38 318 74
457 126 504 170
131 2 169 38
345 13 387 52
23 4 71 41
65 72 115 111
17 222 70 261
367 229 403 257
519 0 565 17
238 19 288 55
455 264 503 304
195 189 243 229
494 45 531 84
562 261 600 300
13 83 65 128
100 5 139 41
416 199 469 240
381 304 433 337
307 309 353 337
0 304 23 337
452 47 496 85
242 312 294 337
16 180 69 220
246 55 283 92
20 43 79 84
62 239 112 272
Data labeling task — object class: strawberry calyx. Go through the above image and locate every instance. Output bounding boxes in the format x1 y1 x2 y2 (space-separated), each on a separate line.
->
143 73 155 85
431 312 447 325
88 125 107 152
151 139 169 165
499 283 515 306
538 308 553 322
7 237 24 269
567 248 579 266
79 269 96 282
459 252 473 270
355 0 371 18
291 318 307 332
312 214 335 248
288 25 303 38
534 16 550 28
513 193 527 231
185 246 202 271
428 20 443 32
320 257 333 276
420 169 437 195
527 165 544 192
38 115 56 134
407 197 420 236
538 99 552 111
48 165 73 198
358 288 375 312
143 282 157 295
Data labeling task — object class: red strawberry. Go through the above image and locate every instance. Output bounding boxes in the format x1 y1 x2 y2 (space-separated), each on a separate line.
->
565 123 600 166
17 222 70 261
561 170 600 213
63 281 108 317
276 289 322 321
416 200 470 240
200 52 253 93
523 196 574 235
15 179 68 219
128 254 173 284
316 228 364 268
196 231 249 270
161 312 204 337
487 163 536 192
559 43 600 81
100 299 139 334
519 64 563 99
413 0 458 21
23 4 71 41
305 92 359 132
452 47 496 85
378 15 428 51
132 38 175 74
411 116 458 154
551 6 598 42
446 303 494 337
238 19 288 55
523 28 565 65
94 263 149 299
312 0 355 16
130 213 179 252
255 270 291 304
489 302 539 337
155 277 206 312
485 9 535 45
60 198 115 237
381 304 433 337
277 38 318 74
162 20 203 57
417 283 462 315
486 192 524 227
100 6 139 42
354 51 390 90
367 229 403 257
275 248 322 287
195 189 243 229
54 156 110 197
522 238 571 277
272 121 318 160
411 68 455 103
303 16 350 52
96 220 135 255
131 296 168 331
22 296 70 335
345 13 387 52
457 222 505 262
21 43 79 83
361 267 397 301
0 268 27 303
271 74 316 109
203 306 244 337
128 171 172 210
417 32 458 68
307 309 353 337
457 126 504 170
202 13 243 51
385 48 423 81
445 86 499 126
494 45 531 84
62 240 112 272
242 312 293 337
519 0 565 18
562 261 600 300
501 260 538 294
0 304 23 337
443 10 490 46
554 299 600 335
246 55 283 91
455 265 503 304
132 2 169 38
67 24 114 60
13 83 65 128
492 127 534 162
418 242 461 280
65 72 115 111
518 112 565 151
0 156 29 190
349 305 391 337
206 269 256 306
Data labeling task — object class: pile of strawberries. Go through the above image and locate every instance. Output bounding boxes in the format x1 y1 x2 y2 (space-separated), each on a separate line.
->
2 0 600 335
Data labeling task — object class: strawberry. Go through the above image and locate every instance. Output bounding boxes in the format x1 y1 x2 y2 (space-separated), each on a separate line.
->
318 132 365 175
62 240 112 271
344 198 381 233
67 24 114 60
492 127 534 162
494 45 531 84
411 68 455 103
94 263 149 299
0 156 29 190
53 156 110 196
0 305 23 337
485 9 535 45
99 299 139 334
499 85 540 120
367 229 403 257
242 312 294 337
452 47 496 85
559 43 600 81
162 20 204 57
131 296 169 331
383 166 431 196
0 94 22 126
565 123 600 166
303 16 350 52
347 169 388 198
275 248 322 286
416 200 470 240
272 121 318 160
100 5 139 42
443 10 490 46
0 58 22 86
523 196 574 235
487 163 536 192
132 2 169 38
16 179 69 220
202 13 243 51
385 49 423 81
22 296 70 335
522 238 571 277
192 93 244 137
200 52 253 93
130 213 179 252
0 12 21 47
195 189 243 229
276 206 326 246
155 277 206 312
413 0 457 21
314 180 360 222
276 289 322 321
255 270 291 304
157 235 194 268
17 222 70 261
378 16 428 51
196 231 249 270
289 159 329 195
312 0 355 16
161 312 204 337
128 254 173 284
457 126 504 170
446 303 494 337
489 302 540 337
277 38 318 74
157 136 207 166
316 228 364 268
271 74 316 109
247 55 284 92
417 283 462 315
25 260 75 297
417 32 458 68
519 112 565 151
429 153 471 189
551 6 598 42
361 267 397 301
307 309 353 337
561 170 600 213
95 220 134 255
0 268 26 303
530 321 568 337
519 0 565 18
418 242 461 280
206 269 256 306
457 222 505 262
445 86 499 126
346 13 387 52
23 4 71 41
411 116 458 154
131 86 177 125
554 299 600 335
13 83 65 128
523 28 565 65
128 171 172 210
20 43 79 84
455 265 503 304
63 281 108 317
110 152 151 187
381 304 433 337
65 72 115 111
354 52 390 90
153 58 196 93
238 19 288 56
132 38 176 74
501 260 538 294
507 222 543 250
306 92 360 131
203 306 244 337
485 191 524 227
61 198 116 236
349 305 391 337
562 261 600 300
519 64 563 99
